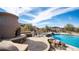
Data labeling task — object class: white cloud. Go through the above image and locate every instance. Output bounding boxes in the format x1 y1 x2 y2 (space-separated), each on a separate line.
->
32 7 78 25
32 7 60 25
2 7 32 16
19 19 32 23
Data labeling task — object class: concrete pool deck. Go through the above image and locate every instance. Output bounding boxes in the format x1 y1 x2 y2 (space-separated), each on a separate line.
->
24 37 50 51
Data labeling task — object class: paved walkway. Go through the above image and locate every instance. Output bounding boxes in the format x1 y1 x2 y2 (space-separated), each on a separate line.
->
24 37 50 51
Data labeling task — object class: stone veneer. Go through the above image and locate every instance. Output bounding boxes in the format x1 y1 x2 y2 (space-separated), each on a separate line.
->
0 12 20 39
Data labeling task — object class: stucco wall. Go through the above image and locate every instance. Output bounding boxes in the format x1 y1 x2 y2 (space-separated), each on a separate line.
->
0 12 20 39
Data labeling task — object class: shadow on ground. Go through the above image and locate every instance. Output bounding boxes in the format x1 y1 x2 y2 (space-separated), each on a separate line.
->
24 39 48 51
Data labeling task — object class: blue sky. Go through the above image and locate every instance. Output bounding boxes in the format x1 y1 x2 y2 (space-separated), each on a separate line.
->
0 7 79 28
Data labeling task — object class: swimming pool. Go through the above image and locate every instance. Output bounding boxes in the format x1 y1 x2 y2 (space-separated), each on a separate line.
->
52 34 79 48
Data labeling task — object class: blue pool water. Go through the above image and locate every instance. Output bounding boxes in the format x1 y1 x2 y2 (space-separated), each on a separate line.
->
52 34 79 48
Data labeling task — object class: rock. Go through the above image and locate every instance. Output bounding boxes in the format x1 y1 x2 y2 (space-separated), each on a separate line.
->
0 41 19 51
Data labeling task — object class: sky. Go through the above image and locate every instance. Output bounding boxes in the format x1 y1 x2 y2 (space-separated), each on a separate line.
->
0 7 79 28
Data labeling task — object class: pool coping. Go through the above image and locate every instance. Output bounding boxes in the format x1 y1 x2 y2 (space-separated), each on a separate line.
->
51 34 79 51
66 44 79 51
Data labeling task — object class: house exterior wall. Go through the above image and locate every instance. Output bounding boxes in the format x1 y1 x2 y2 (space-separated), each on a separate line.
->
0 12 20 39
